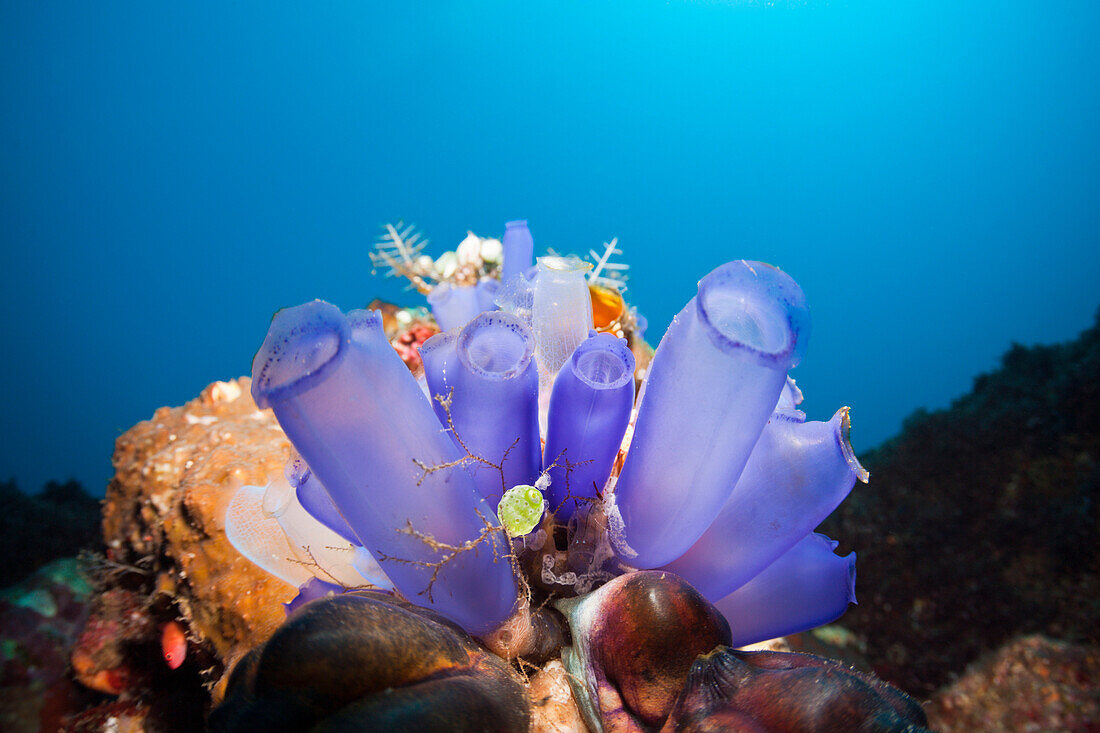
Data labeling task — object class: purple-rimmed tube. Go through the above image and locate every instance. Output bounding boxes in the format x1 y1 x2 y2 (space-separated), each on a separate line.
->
427 282 481 332
476 278 500 314
662 407 867 600
251 301 517 634
420 312 540 502
501 219 533 285
285 387 395 593
609 261 811 568
543 332 635 522
715 532 856 647
285 454 358 545
283 577 345 616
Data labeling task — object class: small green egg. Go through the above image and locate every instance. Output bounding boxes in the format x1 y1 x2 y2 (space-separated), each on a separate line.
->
497 484 546 537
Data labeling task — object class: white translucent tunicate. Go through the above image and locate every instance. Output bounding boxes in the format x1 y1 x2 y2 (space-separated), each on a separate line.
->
531 256 594 430
261 477 380 588
225 484 314 588
494 267 536 324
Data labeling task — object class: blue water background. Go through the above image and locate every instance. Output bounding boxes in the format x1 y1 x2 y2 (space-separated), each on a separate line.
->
2 1 1098 496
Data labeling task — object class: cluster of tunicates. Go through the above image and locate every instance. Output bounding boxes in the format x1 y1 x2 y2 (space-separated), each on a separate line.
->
217 221 915 731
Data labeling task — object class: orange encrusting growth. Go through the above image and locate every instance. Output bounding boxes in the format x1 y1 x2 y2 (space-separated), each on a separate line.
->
589 283 625 331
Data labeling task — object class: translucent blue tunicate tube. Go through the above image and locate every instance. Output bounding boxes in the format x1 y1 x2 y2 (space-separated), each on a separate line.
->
775 375 803 411
420 311 541 502
427 282 482 332
715 533 856 648
610 261 811 568
476 278 500 314
251 301 517 634
285 454 358 545
351 545 395 590
501 220 534 285
493 265 537 326
543 332 635 523
662 407 867 600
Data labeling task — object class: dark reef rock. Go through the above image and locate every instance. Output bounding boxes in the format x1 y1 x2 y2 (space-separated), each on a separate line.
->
0 479 101 588
821 309 1100 696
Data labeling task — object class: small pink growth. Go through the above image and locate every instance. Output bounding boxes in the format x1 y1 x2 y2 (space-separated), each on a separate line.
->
161 621 187 670
392 323 439 373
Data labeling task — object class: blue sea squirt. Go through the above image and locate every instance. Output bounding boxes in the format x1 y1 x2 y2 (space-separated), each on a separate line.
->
247 303 516 634
216 223 927 731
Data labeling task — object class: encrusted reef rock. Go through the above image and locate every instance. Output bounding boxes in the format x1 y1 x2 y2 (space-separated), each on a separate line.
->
528 659 588 732
99 378 296 691
926 635 1099 732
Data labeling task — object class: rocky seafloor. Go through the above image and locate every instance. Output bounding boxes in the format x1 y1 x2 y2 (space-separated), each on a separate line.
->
820 308 1100 702
1 311 1098 731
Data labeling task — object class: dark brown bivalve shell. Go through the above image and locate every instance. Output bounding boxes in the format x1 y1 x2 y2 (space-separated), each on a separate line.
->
209 590 530 732
556 570 733 732
662 646 931 733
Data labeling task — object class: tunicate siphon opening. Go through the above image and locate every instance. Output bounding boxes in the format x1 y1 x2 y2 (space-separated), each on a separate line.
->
576 350 624 383
696 260 810 369
427 283 483 332
457 312 534 380
700 283 788 354
570 334 634 390
251 300 349 409
539 255 592 274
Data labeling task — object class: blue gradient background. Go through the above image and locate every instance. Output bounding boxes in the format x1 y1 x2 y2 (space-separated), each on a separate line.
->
2 1 1098 496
